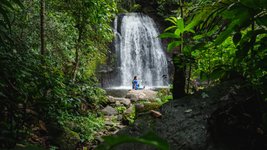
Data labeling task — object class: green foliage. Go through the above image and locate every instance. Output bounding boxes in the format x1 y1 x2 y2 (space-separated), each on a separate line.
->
161 0 267 95
160 16 196 51
191 0 267 93
96 132 169 150
123 107 136 125
116 106 127 114
192 37 236 82
157 89 173 104
59 113 104 142
0 0 118 148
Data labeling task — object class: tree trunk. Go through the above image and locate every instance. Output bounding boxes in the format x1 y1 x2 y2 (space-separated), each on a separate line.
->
186 62 192 94
172 54 186 99
172 0 186 99
72 47 79 82
72 26 82 82
40 0 45 55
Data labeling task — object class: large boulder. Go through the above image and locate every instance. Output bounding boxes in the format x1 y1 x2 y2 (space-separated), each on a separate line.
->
113 97 131 107
108 96 132 107
57 127 80 150
126 89 158 102
101 106 118 115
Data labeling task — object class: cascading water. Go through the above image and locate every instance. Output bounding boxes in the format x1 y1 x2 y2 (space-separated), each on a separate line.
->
113 13 169 89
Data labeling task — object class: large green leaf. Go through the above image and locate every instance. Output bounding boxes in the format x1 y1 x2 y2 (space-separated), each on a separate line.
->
214 7 250 45
159 33 180 39
174 29 181 36
96 132 169 150
209 67 226 80
184 12 204 31
164 25 177 32
167 41 182 52
177 18 184 31
214 20 239 45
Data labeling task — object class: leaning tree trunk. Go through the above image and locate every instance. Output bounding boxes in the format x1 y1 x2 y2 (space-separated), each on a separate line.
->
72 25 82 83
40 0 45 55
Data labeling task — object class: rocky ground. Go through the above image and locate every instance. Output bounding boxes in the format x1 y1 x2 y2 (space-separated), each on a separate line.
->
87 89 164 149
108 81 267 150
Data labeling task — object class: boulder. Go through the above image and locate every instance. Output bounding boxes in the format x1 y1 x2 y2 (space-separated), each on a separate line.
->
124 106 135 115
121 98 131 107
101 106 118 115
115 101 122 106
135 103 145 112
117 114 123 121
57 127 80 150
112 97 132 107
107 96 115 103
126 89 158 102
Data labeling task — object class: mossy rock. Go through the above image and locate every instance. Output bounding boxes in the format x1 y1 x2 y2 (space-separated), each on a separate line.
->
142 102 161 112
56 127 80 150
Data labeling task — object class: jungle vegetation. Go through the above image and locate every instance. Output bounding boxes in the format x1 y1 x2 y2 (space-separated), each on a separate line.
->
0 0 266 149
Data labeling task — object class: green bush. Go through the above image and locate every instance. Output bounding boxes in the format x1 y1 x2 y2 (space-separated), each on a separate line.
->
157 89 172 104
59 113 104 142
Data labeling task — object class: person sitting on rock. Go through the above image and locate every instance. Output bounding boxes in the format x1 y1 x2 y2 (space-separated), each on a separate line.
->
132 76 145 90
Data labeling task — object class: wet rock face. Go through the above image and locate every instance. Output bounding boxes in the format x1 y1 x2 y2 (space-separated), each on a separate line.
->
115 81 265 150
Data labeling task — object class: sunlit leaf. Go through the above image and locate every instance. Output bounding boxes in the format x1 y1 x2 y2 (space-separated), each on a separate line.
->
177 18 184 31
159 33 180 39
193 34 205 40
174 29 181 36
165 17 177 25
164 25 177 32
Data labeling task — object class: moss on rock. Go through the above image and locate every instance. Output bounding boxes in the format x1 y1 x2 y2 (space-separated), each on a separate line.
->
57 127 80 150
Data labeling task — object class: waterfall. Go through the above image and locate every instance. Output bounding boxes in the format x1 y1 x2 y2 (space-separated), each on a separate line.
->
113 13 169 88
